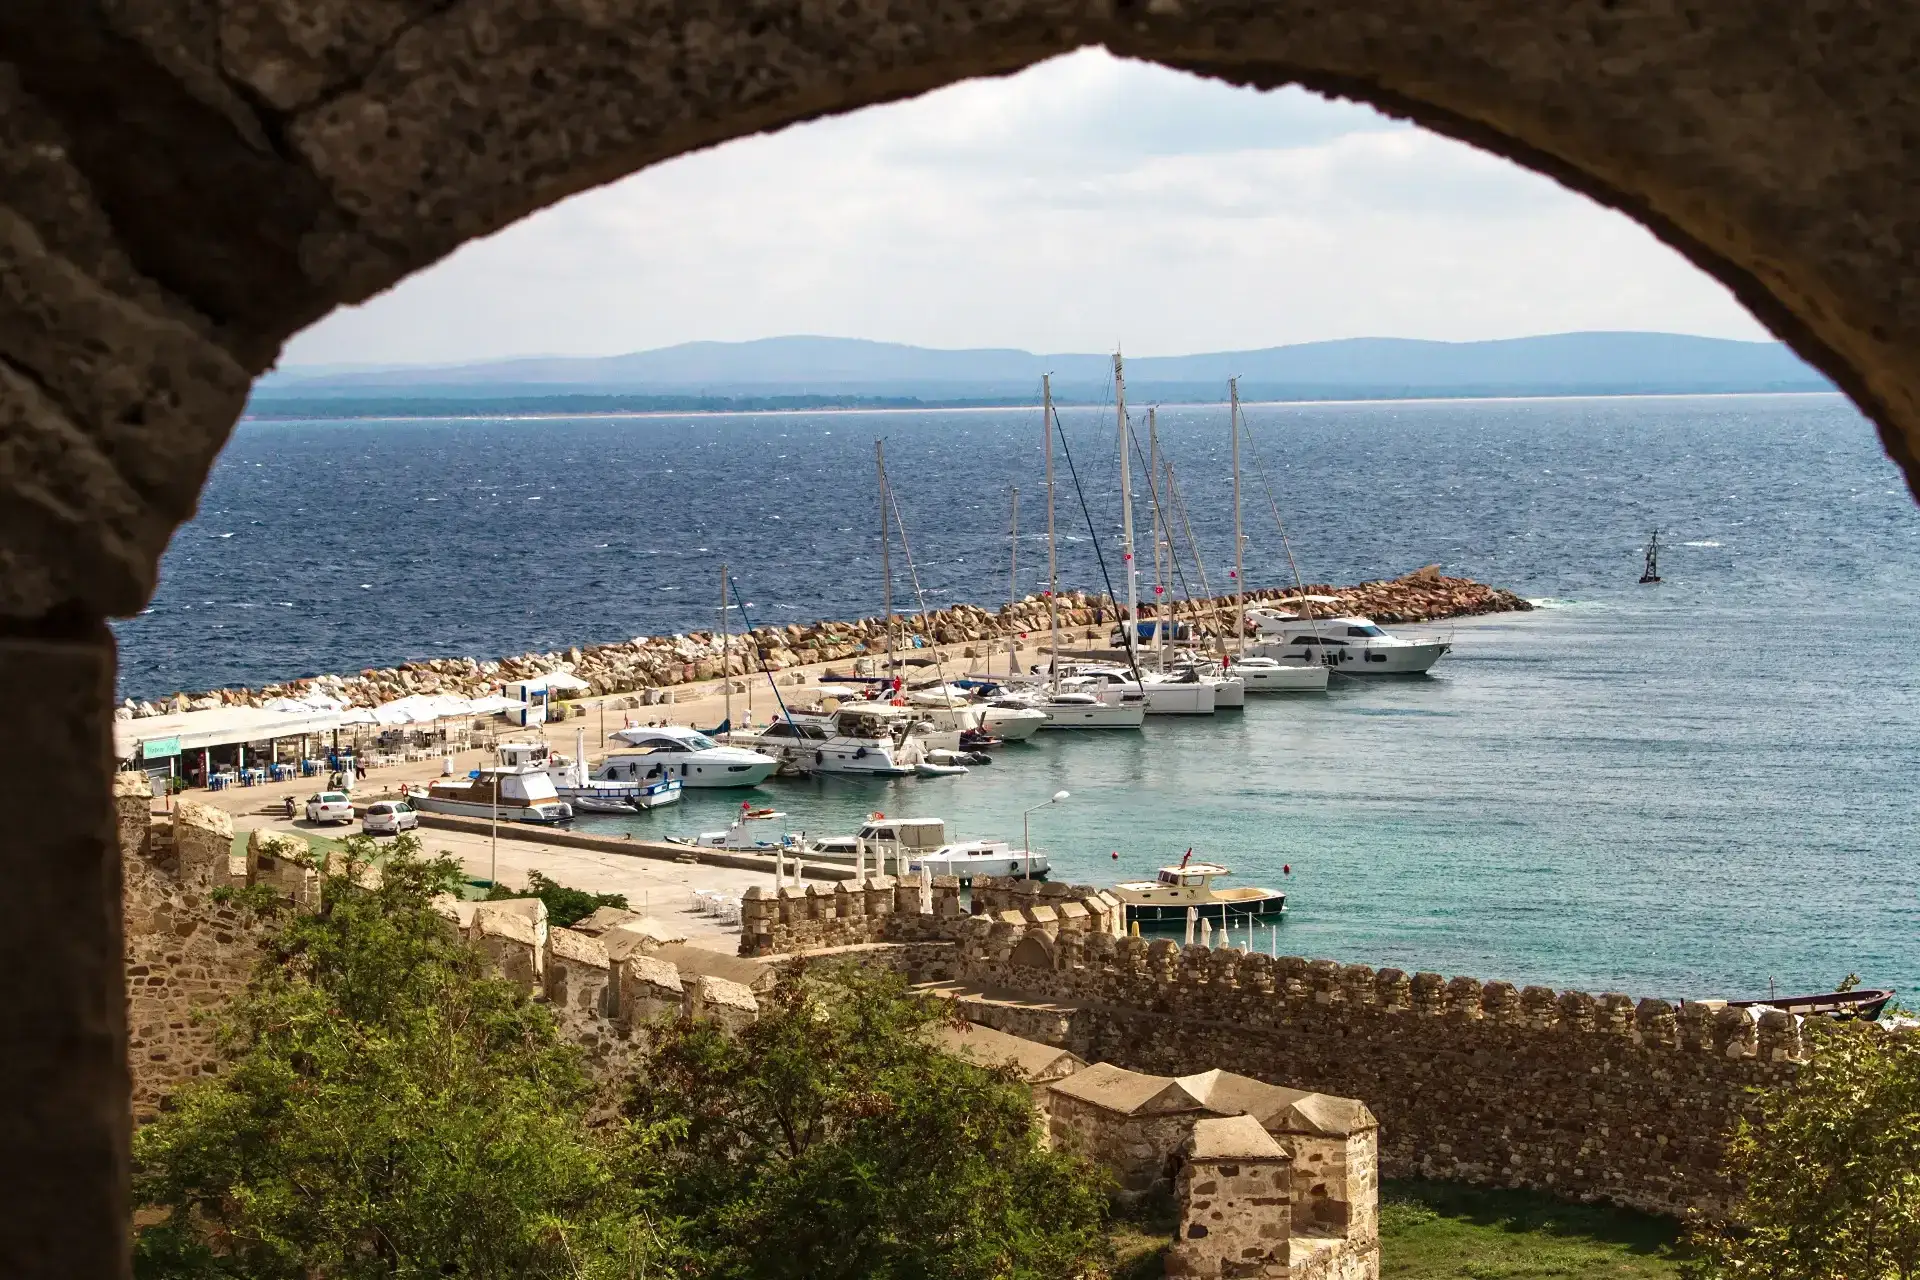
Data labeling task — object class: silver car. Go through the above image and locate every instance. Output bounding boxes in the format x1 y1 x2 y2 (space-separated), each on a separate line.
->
362 800 419 836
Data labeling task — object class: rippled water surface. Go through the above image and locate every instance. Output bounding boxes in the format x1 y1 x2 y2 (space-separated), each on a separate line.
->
118 394 1920 998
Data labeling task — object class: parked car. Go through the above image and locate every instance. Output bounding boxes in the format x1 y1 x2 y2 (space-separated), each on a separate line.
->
305 791 354 825
362 799 419 836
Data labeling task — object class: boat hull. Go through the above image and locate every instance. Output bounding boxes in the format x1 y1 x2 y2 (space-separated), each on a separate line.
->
1134 683 1216 715
913 856 1050 882
980 707 1047 740
1037 702 1147 729
411 795 573 825
1126 895 1287 926
1253 640 1449 675
1235 663 1330 692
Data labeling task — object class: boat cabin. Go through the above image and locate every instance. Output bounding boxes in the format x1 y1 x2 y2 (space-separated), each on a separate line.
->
856 816 948 852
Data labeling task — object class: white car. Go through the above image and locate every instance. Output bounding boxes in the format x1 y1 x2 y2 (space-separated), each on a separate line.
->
305 791 354 825
362 800 419 836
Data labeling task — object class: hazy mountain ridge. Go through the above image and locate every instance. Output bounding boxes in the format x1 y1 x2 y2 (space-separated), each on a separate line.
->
254 332 1830 407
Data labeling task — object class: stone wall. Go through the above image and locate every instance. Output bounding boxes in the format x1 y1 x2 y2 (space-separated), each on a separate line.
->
933 919 1808 1214
118 778 267 1124
738 873 1124 958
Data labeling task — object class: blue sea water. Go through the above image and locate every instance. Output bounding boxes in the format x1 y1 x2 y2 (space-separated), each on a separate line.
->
116 393 1920 1000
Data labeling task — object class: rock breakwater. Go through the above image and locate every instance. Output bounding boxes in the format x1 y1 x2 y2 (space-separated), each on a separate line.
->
120 570 1529 718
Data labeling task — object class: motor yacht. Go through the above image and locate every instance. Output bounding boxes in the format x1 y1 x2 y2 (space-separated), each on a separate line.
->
1109 857 1286 928
605 723 780 786
732 703 930 777
906 684 1046 743
1246 608 1450 674
1221 654 1329 693
910 839 1049 882
996 687 1145 730
412 765 574 825
1057 662 1218 715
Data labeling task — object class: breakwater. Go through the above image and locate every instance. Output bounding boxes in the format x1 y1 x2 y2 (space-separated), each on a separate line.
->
119 571 1528 717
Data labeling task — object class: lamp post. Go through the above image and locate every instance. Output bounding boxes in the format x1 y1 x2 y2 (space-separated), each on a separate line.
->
1021 790 1071 880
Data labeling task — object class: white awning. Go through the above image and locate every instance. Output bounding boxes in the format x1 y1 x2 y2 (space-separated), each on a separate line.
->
113 705 343 760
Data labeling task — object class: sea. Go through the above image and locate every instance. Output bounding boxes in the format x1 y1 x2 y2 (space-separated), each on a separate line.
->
114 392 1920 1002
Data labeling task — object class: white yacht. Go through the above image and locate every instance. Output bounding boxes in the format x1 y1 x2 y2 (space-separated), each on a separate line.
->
1246 608 1451 675
997 687 1146 730
906 684 1047 743
911 839 1049 882
1058 662 1218 716
605 723 780 786
1222 654 1329 693
732 703 930 777
413 765 574 825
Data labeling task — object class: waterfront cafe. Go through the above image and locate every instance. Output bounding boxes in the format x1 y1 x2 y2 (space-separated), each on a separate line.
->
113 704 345 791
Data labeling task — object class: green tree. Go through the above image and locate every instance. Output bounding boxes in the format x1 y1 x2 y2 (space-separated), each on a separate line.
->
487 869 630 929
1686 1023 1920 1280
133 837 676 1279
627 961 1112 1280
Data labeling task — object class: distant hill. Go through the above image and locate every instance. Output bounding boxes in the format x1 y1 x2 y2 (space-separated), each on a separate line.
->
251 332 1831 414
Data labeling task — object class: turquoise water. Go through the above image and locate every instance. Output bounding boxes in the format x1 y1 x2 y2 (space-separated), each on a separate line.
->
124 393 1920 1001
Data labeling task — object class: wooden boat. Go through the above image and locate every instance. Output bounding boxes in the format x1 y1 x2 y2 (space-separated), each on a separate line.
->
1109 853 1286 927
1724 987 1895 1021
413 766 574 825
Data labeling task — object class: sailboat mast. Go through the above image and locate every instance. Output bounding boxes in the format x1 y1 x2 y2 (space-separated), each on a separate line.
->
1114 352 1138 660
1148 406 1168 672
1007 487 1020 678
1231 377 1245 656
720 561 732 729
1044 376 1060 694
876 440 893 675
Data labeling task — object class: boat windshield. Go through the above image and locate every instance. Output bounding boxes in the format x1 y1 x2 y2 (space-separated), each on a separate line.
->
683 733 720 751
1347 624 1387 638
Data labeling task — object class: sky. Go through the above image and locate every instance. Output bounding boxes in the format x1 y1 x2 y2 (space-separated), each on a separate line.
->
282 49 1772 369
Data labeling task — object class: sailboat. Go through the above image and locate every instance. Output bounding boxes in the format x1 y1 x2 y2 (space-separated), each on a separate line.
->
1218 378 1325 693
1026 373 1145 731
1639 530 1662 584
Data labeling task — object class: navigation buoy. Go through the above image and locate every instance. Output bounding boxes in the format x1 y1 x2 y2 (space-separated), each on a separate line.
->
1283 864 1291 875
1111 850 1119 860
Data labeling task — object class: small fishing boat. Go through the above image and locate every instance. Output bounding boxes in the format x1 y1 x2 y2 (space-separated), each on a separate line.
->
565 775 682 813
1723 986 1895 1021
1639 529 1663 583
1109 853 1286 927
681 805 799 852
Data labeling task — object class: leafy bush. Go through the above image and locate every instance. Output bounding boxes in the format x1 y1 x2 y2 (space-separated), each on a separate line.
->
627 960 1113 1280
1685 1022 1920 1280
488 869 630 928
132 837 673 1279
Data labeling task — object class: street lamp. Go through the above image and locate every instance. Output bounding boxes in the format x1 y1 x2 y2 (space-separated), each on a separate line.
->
1021 790 1071 880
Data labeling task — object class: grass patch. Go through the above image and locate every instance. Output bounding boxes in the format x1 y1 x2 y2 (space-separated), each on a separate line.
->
1102 1180 1684 1279
1381 1179 1685 1278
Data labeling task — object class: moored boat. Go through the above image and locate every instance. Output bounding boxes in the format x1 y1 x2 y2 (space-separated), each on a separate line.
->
413 765 574 825
1109 854 1286 928
1247 608 1450 675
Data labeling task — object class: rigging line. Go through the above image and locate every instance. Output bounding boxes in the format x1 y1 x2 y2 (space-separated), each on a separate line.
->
1122 419 1200 615
1052 404 1144 683
1236 411 1322 634
883 470 960 706
1163 460 1218 623
726 573 795 728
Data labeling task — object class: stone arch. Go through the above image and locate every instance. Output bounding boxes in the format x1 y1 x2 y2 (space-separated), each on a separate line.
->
8 9 1920 1276
6 6 1920 622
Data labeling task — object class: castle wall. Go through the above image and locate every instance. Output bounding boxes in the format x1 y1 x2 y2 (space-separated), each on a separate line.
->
942 921 1803 1214
119 778 269 1124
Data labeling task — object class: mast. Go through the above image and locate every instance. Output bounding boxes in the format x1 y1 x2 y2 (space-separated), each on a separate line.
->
1148 406 1169 671
1114 351 1139 661
1007 486 1020 679
1231 377 1245 656
876 440 893 675
1044 376 1060 695
720 561 732 729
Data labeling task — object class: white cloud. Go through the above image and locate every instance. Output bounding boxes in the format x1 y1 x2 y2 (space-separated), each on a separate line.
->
283 49 1771 367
